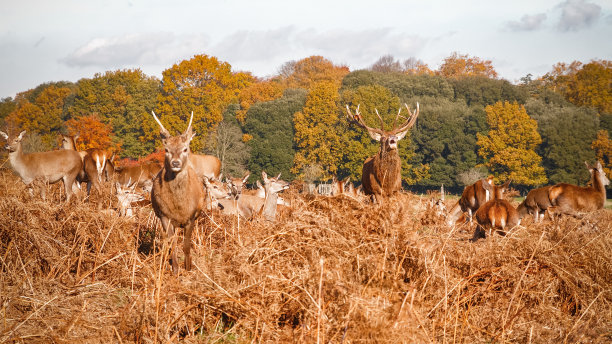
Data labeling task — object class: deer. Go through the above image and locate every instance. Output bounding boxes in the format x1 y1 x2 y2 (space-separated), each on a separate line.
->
61 134 114 194
225 173 250 200
471 180 520 241
446 176 495 225
115 178 147 217
1 130 83 201
345 103 420 203
547 161 609 218
516 186 554 223
330 177 353 196
190 153 222 182
217 171 289 221
202 176 231 211
150 110 205 273
115 161 162 192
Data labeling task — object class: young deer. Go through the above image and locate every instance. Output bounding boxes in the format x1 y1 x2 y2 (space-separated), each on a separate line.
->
218 171 289 221
150 111 205 273
2 130 83 201
517 186 553 223
345 103 420 203
471 180 519 241
548 161 609 217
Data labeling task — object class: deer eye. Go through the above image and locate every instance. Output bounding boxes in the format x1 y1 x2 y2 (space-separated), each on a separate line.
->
164 148 169 153
183 148 188 153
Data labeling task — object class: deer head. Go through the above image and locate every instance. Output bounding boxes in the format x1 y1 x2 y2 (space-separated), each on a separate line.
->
1 130 26 152
151 111 195 173
345 103 419 153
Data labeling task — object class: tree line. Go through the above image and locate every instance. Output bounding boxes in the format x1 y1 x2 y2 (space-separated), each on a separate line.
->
0 54 610 193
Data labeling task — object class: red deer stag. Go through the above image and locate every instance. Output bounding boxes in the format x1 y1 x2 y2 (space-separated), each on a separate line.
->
517 186 553 223
471 180 519 241
150 111 205 273
2 130 82 201
447 176 495 225
548 161 609 217
345 103 420 203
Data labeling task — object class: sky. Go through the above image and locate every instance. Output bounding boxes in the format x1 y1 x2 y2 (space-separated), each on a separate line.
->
1 0 611 99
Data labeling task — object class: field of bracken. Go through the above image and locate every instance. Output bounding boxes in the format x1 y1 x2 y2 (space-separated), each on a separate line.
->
0 169 610 343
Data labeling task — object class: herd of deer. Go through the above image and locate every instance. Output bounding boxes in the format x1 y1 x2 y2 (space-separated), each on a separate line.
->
1 103 609 272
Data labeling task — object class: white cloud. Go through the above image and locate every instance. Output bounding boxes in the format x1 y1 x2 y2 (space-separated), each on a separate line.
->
506 13 548 31
61 32 210 68
556 0 601 32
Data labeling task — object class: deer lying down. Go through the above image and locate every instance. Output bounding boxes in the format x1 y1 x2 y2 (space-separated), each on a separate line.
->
254 180 289 206
150 111 205 273
471 180 520 241
517 186 553 223
548 161 609 217
115 180 146 217
202 176 231 211
218 171 289 221
115 161 162 192
2 130 82 201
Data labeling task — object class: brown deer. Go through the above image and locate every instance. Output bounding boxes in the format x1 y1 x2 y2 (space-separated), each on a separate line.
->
190 153 222 181
345 103 420 203
447 176 495 225
61 134 114 194
115 179 146 217
202 176 231 211
517 186 553 223
548 161 609 217
2 130 83 201
471 180 519 241
225 173 250 200
150 111 205 273
254 180 289 206
217 171 289 221
115 161 162 192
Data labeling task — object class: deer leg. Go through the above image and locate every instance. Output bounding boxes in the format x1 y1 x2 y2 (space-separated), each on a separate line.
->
470 225 486 242
183 221 195 271
159 217 178 273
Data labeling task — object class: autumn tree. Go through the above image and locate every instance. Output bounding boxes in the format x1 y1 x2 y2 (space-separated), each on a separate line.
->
292 81 344 180
438 52 498 79
69 69 160 158
403 57 433 75
236 79 284 123
154 54 253 152
477 101 546 186
591 130 612 176
6 85 72 149
541 60 612 113
279 56 349 90
66 114 119 152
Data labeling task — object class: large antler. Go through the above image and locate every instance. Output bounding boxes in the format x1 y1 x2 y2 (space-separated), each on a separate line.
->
151 111 171 139
391 102 419 134
345 104 384 136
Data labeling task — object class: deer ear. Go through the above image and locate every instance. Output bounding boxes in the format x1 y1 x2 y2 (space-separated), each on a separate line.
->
502 180 511 189
262 171 268 182
202 176 210 186
365 128 382 142
242 174 250 183
395 129 409 141
481 179 494 192
0 131 7 140
17 130 26 140
595 161 603 170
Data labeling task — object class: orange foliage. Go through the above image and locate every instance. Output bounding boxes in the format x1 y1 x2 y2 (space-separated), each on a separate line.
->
282 56 349 89
438 52 498 78
592 130 612 176
236 80 284 123
66 114 120 153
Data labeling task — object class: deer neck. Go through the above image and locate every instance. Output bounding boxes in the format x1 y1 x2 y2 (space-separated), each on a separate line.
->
262 186 278 221
591 170 607 203
8 143 30 178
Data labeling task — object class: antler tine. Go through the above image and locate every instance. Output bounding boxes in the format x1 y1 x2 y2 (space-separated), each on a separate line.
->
346 104 384 134
392 106 402 130
151 111 171 137
374 109 385 130
394 102 420 133
187 111 194 132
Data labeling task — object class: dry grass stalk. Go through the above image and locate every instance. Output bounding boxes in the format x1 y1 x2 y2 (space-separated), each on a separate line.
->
0 170 610 343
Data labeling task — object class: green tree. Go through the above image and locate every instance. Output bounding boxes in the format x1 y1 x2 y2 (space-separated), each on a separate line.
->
69 69 160 158
526 98 599 184
204 105 251 178
477 101 547 186
245 89 307 182
155 54 253 152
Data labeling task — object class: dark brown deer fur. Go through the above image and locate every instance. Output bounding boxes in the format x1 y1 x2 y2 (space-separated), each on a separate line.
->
345 103 420 203
116 161 162 190
471 180 519 241
548 161 609 217
150 111 205 273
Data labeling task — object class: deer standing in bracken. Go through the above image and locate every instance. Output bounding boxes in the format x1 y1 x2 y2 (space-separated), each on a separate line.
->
517 185 553 223
150 111 205 273
2 130 82 201
61 134 114 194
345 103 420 203
471 180 519 241
547 161 609 217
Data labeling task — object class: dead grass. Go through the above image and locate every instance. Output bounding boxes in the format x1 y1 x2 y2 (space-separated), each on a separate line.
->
0 170 611 343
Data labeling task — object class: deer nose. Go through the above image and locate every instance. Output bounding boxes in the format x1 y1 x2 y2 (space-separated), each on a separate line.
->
171 160 181 168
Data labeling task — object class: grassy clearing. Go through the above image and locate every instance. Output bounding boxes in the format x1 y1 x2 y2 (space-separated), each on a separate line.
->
0 170 610 343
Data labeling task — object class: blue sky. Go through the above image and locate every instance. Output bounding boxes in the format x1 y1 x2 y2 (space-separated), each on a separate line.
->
1 0 610 98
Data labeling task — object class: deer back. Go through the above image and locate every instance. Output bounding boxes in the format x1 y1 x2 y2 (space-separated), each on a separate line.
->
548 161 609 212
189 154 222 181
